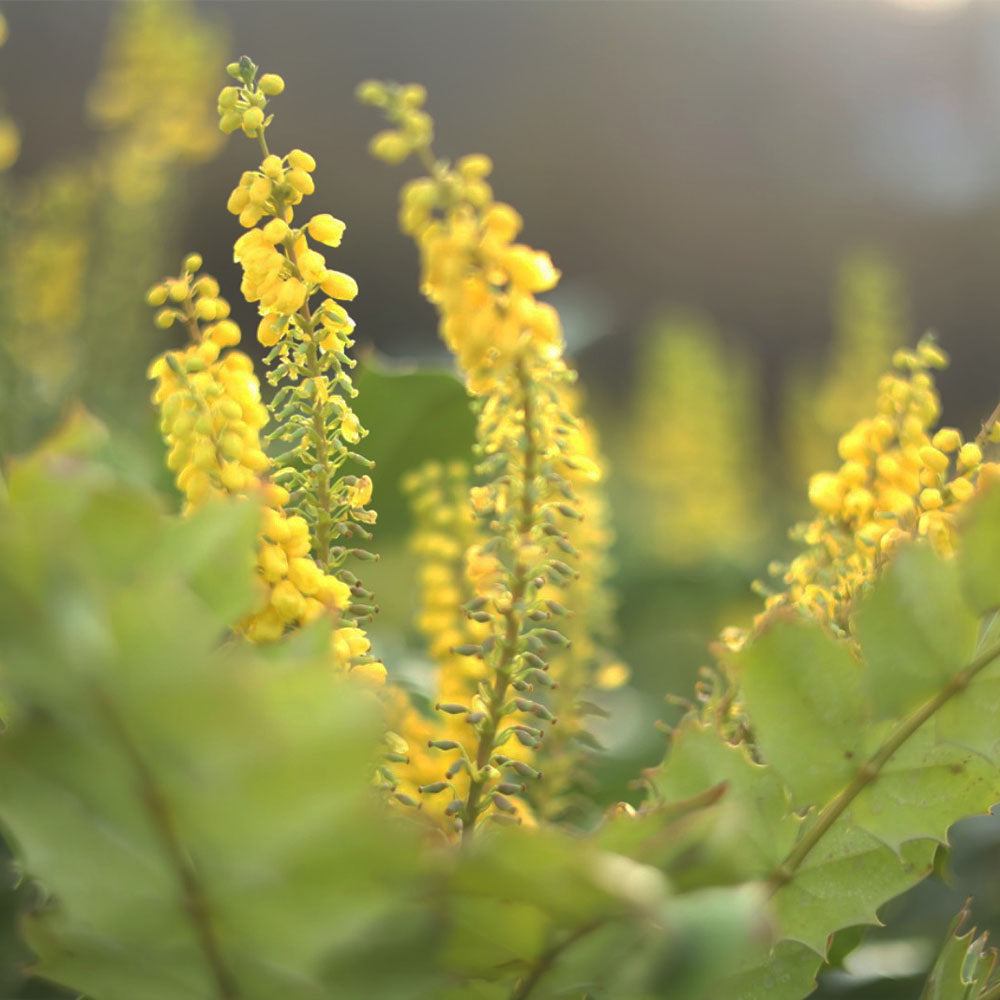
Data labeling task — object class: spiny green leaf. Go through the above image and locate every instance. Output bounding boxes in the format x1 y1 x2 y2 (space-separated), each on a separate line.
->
852 723 1000 851
351 362 476 538
442 897 548 977
738 621 867 808
652 718 799 877
855 544 978 720
920 899 999 999
0 462 427 1000
718 939 822 1000
958 485 1000 616
771 821 936 955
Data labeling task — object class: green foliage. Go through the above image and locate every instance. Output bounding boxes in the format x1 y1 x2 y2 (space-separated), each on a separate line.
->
0 422 424 1000
0 416 780 1000
920 899 1000 999
350 362 476 538
646 484 1000 999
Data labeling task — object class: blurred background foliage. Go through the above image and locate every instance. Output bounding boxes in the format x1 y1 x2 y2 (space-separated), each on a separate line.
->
3 1 1000 996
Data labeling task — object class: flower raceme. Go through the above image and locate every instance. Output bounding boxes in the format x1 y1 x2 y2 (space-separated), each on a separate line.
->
146 256 365 647
387 462 536 832
219 57 378 637
361 80 617 834
724 336 1000 650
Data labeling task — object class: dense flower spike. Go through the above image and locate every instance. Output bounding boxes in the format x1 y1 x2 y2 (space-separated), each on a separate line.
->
388 462 535 833
219 57 377 631
362 80 620 835
723 335 1000 649
0 14 19 172
146 255 381 681
625 313 766 568
784 250 907 490
531 385 628 822
87 0 222 203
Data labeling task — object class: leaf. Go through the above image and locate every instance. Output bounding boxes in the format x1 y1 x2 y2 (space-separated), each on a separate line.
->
958 485 1000 616
651 719 799 877
0 461 428 1000
442 897 548 977
147 497 260 623
920 899 1000 999
770 820 935 955
855 544 979 720
718 939 823 1000
351 362 476 538
738 621 868 808
852 723 1000 851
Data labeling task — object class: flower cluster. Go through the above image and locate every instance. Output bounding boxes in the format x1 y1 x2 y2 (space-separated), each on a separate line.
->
727 336 1000 646
362 81 619 835
87 0 222 202
386 462 535 833
146 255 380 681
532 385 628 822
0 13 19 172
626 313 766 568
784 250 907 492
220 58 376 630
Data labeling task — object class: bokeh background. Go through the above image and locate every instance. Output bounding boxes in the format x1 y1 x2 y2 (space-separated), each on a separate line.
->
5 1 1000 996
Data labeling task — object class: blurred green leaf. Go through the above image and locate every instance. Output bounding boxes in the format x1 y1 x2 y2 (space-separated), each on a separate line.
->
0 443 426 1000
738 622 867 808
351 362 475 538
920 899 999 999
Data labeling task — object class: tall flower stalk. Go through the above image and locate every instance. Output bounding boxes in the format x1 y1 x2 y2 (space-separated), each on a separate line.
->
361 81 619 835
219 57 378 639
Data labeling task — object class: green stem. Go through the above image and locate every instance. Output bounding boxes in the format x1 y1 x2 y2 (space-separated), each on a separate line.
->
91 685 241 1000
303 324 333 570
770 637 1000 890
509 920 604 1000
461 359 539 841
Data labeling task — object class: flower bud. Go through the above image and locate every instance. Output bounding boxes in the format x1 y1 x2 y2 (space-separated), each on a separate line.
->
258 73 285 95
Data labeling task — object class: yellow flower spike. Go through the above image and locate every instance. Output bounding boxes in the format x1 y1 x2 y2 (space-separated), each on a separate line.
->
219 59 379 653
147 256 348 646
366 84 622 833
730 339 994 656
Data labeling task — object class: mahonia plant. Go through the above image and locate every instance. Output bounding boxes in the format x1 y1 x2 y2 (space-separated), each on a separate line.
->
743 336 1000 642
144 59 381 680
10 44 1000 1000
220 57 378 628
360 80 620 835
145 256 380 681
